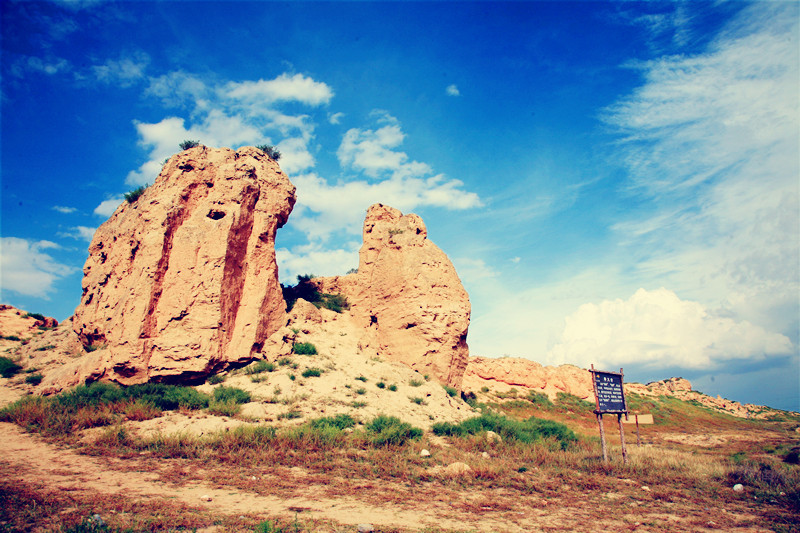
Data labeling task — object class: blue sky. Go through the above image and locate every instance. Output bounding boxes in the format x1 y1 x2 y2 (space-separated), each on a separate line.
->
1 1 798 411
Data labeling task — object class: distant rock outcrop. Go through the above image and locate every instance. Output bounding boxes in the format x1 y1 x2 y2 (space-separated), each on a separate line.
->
0 305 58 343
48 146 295 389
314 204 471 387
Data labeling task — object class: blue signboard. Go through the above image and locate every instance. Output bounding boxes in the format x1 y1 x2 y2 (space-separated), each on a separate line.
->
592 370 627 413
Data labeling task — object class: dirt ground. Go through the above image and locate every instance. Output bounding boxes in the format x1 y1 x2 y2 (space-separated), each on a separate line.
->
1 421 784 533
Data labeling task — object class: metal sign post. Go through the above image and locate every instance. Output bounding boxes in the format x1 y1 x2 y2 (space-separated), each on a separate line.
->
590 365 628 464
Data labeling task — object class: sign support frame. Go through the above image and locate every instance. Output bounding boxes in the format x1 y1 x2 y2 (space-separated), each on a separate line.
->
590 365 629 465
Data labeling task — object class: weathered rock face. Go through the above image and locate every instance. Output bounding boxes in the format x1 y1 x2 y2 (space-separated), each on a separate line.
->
315 204 471 387
463 356 594 400
68 146 295 385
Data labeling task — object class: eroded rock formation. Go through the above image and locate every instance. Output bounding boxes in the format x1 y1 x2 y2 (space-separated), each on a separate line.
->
314 204 471 387
60 146 295 386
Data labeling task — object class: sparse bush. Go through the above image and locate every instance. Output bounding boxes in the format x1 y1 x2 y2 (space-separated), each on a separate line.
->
528 391 554 409
212 386 251 405
24 373 43 385
443 385 458 397
309 413 356 431
351 401 367 408
410 397 426 405
208 399 240 417
356 376 367 382
0 335 21 342
409 379 423 387
431 412 577 450
376 381 386 389
127 383 209 410
355 388 367 395
301 367 322 378
555 392 594 413
255 144 281 161
292 342 317 355
124 185 147 204
179 139 200 150
365 415 422 446
388 383 398 392
124 399 161 421
23 312 46 321
245 360 276 374
480 386 490 393
206 374 225 385
35 344 56 351
278 410 301 420
0 356 22 378
282 274 349 313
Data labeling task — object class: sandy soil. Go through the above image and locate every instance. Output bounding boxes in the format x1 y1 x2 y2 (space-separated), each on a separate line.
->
0 422 776 532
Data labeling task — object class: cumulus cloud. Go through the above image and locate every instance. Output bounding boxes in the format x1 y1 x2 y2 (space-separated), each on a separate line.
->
52 205 77 214
548 288 793 371
328 112 344 125
446 84 460 96
0 238 77 298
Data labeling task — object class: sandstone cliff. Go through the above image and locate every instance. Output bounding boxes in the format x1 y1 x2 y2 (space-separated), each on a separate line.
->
52 146 295 388
314 204 471 388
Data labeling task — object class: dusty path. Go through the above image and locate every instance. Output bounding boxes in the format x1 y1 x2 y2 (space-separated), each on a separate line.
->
0 423 773 532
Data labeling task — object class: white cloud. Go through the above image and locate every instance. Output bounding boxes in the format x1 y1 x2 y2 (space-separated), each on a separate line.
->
94 196 124 218
603 2 799 341
22 56 70 76
58 226 97 242
277 137 315 174
277 244 359 282
446 84 460 96
0 238 77 299
52 205 77 214
93 53 149 87
548 288 793 371
338 123 408 177
223 73 333 106
328 112 344 125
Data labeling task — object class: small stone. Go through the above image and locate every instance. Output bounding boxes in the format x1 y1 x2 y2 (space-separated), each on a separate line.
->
733 484 744 492
485 430 502 443
481 451 490 458
200 494 213 502
357 524 374 533
420 449 431 457
640 486 651 492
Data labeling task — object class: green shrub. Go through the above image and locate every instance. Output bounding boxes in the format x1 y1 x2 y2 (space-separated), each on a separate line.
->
124 185 147 204
292 342 317 355
212 386 251 405
355 388 367 395
527 391 554 409
443 385 458 397
206 374 225 385
255 144 281 161
555 392 594 413
126 383 209 410
376 381 386 389
388 383 398 392
0 335 21 341
366 415 422 446
351 401 367 408
24 373 43 385
0 356 22 378
356 376 367 382
431 412 577 450
277 410 301 420
409 379 423 387
245 360 276 374
301 368 322 378
208 399 240 417
35 344 56 352
179 139 199 150
410 396 426 405
281 274 348 313
23 312 46 321
309 413 356 431
480 386 490 393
